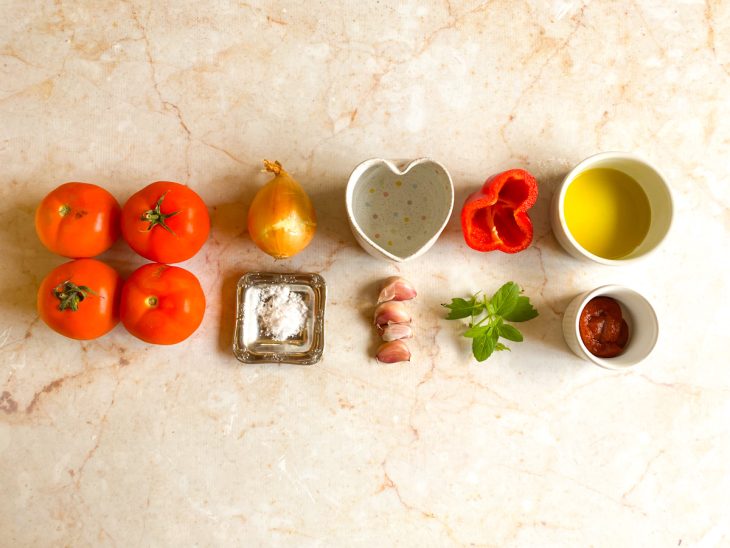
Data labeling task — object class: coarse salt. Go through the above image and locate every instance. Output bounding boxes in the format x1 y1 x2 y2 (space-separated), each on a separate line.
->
255 285 307 340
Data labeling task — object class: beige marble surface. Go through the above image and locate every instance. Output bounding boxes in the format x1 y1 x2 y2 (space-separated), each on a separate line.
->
1 1 729 546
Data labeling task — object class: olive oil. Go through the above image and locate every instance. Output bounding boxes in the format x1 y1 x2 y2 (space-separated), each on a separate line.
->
564 168 651 259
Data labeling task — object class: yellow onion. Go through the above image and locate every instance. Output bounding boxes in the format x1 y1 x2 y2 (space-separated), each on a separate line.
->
247 160 317 259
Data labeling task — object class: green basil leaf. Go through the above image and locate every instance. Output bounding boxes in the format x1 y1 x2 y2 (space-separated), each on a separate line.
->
490 282 520 317
498 324 523 342
502 296 539 322
463 325 487 338
495 342 511 352
442 297 477 320
472 328 497 362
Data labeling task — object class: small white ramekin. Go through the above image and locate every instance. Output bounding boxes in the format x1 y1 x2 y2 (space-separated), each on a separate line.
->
562 285 659 369
550 151 673 265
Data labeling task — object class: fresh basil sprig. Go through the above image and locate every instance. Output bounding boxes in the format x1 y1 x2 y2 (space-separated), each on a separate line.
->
442 282 538 362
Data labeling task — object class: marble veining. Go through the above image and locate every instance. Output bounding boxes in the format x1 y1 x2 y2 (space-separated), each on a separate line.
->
1 1 729 546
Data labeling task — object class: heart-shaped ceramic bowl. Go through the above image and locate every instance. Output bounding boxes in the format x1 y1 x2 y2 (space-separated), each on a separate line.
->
345 158 454 262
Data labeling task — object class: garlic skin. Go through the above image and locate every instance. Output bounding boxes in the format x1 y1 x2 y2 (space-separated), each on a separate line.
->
378 323 413 341
377 276 417 303
373 301 411 328
375 340 411 363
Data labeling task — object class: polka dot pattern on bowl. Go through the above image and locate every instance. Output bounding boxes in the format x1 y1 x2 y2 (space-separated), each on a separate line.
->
350 161 453 259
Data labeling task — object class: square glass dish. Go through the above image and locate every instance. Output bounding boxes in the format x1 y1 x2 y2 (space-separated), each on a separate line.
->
233 272 326 365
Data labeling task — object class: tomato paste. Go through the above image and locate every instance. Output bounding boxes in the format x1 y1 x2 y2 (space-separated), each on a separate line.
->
579 297 629 358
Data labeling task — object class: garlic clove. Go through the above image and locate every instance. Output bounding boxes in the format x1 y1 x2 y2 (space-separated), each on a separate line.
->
378 323 413 341
377 276 417 303
375 340 411 363
373 301 411 328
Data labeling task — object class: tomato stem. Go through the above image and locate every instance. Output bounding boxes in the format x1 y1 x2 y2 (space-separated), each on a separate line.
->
53 280 96 311
58 204 71 217
141 192 179 234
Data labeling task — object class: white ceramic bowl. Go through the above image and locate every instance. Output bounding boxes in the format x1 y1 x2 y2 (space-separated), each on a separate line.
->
345 158 454 262
550 151 673 265
562 285 658 369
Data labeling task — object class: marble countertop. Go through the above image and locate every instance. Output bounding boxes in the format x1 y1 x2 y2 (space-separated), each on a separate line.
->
2 1 729 546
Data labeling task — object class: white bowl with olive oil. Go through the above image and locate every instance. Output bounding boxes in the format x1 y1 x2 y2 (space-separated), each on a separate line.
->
551 152 673 265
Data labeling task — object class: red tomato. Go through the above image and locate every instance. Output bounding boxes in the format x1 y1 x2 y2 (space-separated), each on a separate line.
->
37 259 121 340
35 182 121 258
121 181 209 263
120 263 206 345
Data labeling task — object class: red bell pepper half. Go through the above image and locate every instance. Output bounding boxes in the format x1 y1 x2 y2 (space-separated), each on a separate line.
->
461 169 538 253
